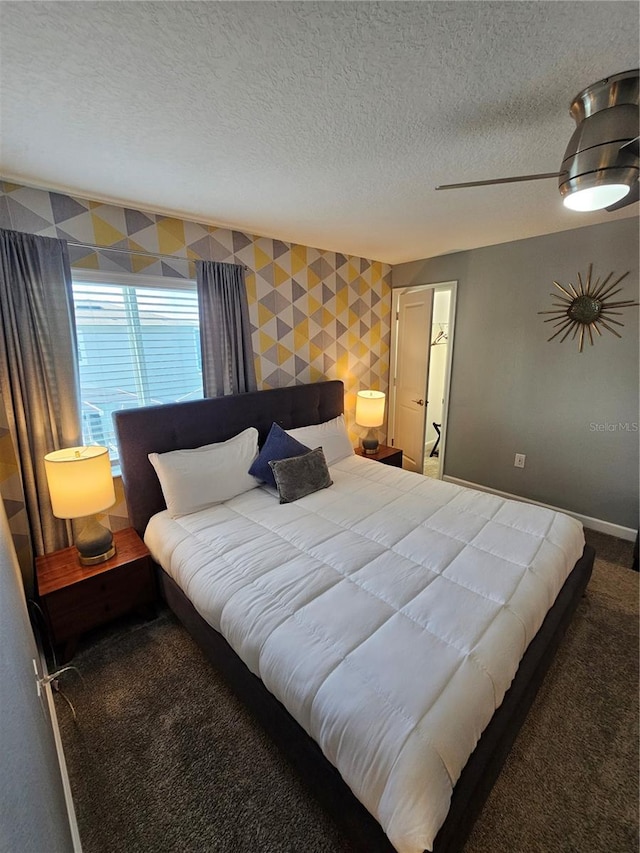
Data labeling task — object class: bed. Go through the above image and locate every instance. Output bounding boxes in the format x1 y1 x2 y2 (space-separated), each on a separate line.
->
114 380 594 853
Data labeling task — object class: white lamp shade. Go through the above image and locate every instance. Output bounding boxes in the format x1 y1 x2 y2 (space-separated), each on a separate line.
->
44 446 116 519
355 390 386 428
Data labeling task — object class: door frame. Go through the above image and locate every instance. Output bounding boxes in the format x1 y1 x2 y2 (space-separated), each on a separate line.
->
388 280 457 478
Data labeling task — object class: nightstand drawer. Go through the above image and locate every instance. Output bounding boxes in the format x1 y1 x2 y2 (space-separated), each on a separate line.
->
44 560 155 643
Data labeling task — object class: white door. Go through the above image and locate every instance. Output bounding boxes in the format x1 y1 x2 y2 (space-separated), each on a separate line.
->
393 288 433 472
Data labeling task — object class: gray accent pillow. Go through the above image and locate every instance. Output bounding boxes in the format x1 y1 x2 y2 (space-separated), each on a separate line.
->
268 447 333 504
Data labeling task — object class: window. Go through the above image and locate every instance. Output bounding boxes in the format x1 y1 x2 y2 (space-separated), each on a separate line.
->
72 271 202 464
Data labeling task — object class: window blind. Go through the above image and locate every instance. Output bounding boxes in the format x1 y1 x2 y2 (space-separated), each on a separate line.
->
72 277 202 462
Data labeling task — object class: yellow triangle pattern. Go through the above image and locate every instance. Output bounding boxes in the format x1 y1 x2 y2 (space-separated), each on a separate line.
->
0 182 394 465
91 214 125 246
307 295 322 316
245 273 257 305
131 253 157 273
157 218 186 254
277 344 292 365
254 246 271 271
291 245 307 274
273 263 289 287
258 303 275 327
294 319 310 349
72 252 100 270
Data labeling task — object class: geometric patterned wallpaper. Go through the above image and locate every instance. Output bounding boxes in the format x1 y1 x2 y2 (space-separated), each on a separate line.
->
0 180 391 536
0 391 33 583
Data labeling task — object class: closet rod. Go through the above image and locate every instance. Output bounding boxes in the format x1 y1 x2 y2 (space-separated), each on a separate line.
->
66 240 248 270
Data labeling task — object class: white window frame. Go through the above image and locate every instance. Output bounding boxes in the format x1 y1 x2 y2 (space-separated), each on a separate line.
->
71 268 201 470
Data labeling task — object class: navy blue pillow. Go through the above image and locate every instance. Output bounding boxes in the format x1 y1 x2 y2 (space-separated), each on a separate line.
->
248 422 310 488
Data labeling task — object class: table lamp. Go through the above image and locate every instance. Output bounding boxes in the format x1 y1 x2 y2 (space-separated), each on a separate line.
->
355 390 386 455
44 446 116 566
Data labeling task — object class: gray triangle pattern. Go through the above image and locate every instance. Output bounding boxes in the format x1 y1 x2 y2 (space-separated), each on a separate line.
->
292 280 306 303
2 498 24 519
7 198 53 235
161 261 188 279
188 235 213 259
96 251 133 273
0 180 393 461
0 195 11 230
210 236 234 261
323 354 336 372
311 330 332 350
259 290 289 316
292 305 307 326
68 244 97 265
276 317 292 338
125 208 156 234
263 367 294 387
259 263 274 288
232 231 252 253
351 298 366 318
50 193 88 224
9 532 32 556
272 240 289 260
294 355 309 376
54 212 99 244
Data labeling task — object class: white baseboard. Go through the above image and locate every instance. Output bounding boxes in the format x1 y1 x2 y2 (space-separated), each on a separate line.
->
442 476 637 541
39 646 83 853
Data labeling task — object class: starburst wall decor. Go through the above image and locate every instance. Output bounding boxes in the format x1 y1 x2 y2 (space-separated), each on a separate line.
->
539 264 639 352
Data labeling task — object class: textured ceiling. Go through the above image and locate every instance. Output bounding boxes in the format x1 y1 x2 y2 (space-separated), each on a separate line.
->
0 1 638 263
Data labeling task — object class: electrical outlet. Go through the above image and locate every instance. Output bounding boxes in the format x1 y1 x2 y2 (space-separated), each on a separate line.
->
514 453 526 469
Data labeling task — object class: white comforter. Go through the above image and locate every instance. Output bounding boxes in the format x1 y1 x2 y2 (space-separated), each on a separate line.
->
145 455 584 853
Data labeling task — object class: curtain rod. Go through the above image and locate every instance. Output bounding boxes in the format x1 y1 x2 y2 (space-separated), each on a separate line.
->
66 240 248 270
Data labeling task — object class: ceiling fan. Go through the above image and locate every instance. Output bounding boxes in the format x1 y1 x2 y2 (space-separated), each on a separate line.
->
436 69 639 212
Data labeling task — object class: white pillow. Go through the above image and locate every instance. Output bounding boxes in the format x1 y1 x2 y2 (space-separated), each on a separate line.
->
148 427 260 518
286 414 354 466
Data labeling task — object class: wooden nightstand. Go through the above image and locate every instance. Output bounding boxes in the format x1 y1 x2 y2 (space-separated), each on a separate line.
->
36 527 156 662
355 444 403 467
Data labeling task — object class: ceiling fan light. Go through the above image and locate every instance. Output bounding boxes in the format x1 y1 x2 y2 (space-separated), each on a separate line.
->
563 183 631 211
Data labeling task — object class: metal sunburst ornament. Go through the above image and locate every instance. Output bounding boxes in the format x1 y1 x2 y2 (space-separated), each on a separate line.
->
538 264 638 352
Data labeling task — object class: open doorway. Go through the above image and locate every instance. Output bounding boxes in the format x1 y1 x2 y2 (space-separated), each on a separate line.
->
423 289 452 478
388 281 456 479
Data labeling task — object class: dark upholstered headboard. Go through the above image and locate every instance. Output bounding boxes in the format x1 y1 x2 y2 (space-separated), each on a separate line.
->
114 381 344 537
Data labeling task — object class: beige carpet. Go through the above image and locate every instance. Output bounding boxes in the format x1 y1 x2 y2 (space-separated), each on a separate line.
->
55 530 638 853
422 456 441 478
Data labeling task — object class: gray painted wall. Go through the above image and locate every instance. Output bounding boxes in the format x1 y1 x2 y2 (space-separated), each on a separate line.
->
393 218 639 530
0 500 74 853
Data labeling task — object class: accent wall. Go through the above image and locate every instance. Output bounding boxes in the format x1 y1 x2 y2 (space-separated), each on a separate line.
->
0 181 391 541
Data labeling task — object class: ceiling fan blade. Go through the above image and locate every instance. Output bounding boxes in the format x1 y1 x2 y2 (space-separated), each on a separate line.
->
435 172 564 191
605 180 639 211
619 135 640 156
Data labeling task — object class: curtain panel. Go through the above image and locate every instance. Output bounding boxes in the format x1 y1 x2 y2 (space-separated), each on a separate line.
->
196 261 257 396
0 229 81 592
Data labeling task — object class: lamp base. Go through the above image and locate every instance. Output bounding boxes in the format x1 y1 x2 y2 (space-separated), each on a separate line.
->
362 428 380 456
75 516 116 567
78 544 116 567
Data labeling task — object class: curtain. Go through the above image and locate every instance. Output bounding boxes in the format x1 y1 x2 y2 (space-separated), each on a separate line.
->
196 261 257 396
0 229 81 591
